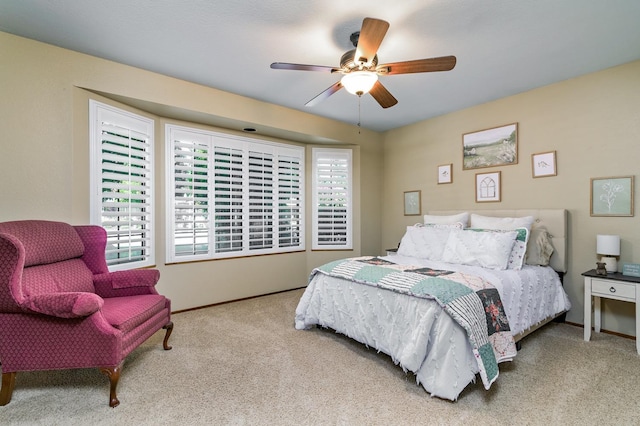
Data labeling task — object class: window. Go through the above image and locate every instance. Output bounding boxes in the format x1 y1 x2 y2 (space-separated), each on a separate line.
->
312 148 352 250
166 124 304 262
89 100 155 270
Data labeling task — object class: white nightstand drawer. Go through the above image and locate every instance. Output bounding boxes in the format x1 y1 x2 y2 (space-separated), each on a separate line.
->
591 279 636 300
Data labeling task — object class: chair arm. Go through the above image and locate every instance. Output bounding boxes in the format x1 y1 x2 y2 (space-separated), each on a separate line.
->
93 269 160 298
27 292 104 318
0 233 27 311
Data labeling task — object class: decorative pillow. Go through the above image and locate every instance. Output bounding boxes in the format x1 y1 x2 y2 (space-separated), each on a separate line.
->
397 225 457 261
422 222 465 230
423 212 469 227
442 228 517 270
469 214 535 233
467 227 529 270
28 292 103 318
525 227 555 266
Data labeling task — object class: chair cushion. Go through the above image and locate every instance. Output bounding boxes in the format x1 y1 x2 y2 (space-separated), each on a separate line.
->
22 259 95 296
101 295 167 332
0 220 84 267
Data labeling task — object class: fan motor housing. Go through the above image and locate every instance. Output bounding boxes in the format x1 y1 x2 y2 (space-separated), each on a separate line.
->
340 49 378 71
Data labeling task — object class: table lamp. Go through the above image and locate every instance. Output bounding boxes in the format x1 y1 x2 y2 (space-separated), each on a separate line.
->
596 234 620 273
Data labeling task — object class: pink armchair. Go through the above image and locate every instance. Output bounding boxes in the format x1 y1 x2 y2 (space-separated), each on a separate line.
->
0 220 173 407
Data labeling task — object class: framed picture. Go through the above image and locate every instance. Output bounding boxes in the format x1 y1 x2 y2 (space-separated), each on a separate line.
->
590 176 634 217
463 123 518 170
475 171 501 203
532 151 557 178
437 164 453 184
404 190 421 216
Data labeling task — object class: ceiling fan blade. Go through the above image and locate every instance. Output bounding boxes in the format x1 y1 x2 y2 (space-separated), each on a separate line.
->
270 62 339 73
305 81 343 107
354 18 390 65
369 81 398 109
377 56 457 75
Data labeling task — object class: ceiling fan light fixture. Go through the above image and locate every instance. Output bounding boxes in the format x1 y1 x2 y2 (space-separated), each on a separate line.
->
341 71 378 96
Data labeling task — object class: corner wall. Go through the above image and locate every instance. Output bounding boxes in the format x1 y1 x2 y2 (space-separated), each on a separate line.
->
0 31 384 311
382 60 640 336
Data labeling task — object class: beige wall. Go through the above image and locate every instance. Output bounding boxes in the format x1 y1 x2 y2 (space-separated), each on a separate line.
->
381 59 640 336
0 32 383 311
3 29 640 337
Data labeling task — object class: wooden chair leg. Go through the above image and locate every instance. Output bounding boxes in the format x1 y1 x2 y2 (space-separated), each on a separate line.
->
0 372 16 406
163 321 174 350
99 362 123 408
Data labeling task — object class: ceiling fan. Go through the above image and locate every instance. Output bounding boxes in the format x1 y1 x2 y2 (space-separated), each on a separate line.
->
270 17 456 109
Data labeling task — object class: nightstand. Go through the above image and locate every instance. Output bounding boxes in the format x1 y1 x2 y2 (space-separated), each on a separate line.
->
385 248 398 256
583 269 640 354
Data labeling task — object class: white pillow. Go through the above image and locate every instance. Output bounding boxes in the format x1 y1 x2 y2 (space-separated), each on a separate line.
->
423 222 465 229
469 214 534 232
469 227 529 270
442 229 518 270
397 225 458 261
423 212 469 227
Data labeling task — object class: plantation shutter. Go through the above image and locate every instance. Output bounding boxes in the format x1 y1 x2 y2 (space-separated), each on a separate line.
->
166 124 304 262
212 144 244 254
169 129 210 259
248 150 274 250
312 148 352 250
277 153 303 248
90 100 155 270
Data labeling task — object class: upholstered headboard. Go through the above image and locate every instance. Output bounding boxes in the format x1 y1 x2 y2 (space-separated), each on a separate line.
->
426 209 568 273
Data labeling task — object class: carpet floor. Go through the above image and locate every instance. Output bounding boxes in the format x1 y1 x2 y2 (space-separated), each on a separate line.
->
2 288 640 425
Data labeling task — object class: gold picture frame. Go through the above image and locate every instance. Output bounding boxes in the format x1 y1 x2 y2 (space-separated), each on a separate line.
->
532 151 557 178
463 123 518 170
475 171 501 203
590 176 634 217
437 164 453 184
404 190 421 216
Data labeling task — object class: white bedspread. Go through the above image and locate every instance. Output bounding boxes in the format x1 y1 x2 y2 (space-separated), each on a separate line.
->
294 255 571 400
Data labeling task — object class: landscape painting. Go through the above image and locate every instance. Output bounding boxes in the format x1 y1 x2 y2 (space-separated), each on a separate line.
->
463 123 518 170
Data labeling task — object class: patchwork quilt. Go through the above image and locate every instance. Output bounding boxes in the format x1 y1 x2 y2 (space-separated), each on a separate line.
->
311 256 517 389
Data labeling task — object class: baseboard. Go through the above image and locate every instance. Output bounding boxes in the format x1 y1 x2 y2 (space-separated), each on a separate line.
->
171 287 306 314
565 320 636 341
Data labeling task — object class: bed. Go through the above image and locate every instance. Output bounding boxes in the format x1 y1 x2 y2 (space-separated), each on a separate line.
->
295 209 571 400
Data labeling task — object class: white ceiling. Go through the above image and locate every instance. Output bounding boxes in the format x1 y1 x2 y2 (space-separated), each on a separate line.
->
1 0 639 132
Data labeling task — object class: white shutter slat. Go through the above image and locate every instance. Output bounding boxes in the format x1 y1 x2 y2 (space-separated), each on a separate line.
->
312 148 352 249
91 100 155 270
167 124 304 261
169 135 211 258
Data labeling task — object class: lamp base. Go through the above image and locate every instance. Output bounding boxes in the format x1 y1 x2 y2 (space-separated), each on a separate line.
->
601 256 618 273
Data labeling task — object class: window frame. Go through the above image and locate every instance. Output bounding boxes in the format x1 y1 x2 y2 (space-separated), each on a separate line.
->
311 147 353 250
165 124 305 263
89 100 155 271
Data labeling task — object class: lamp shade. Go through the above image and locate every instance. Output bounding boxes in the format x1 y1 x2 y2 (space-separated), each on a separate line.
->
596 234 620 256
341 71 378 95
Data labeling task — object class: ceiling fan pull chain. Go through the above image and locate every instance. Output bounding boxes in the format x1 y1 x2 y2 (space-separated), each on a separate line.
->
358 95 362 133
